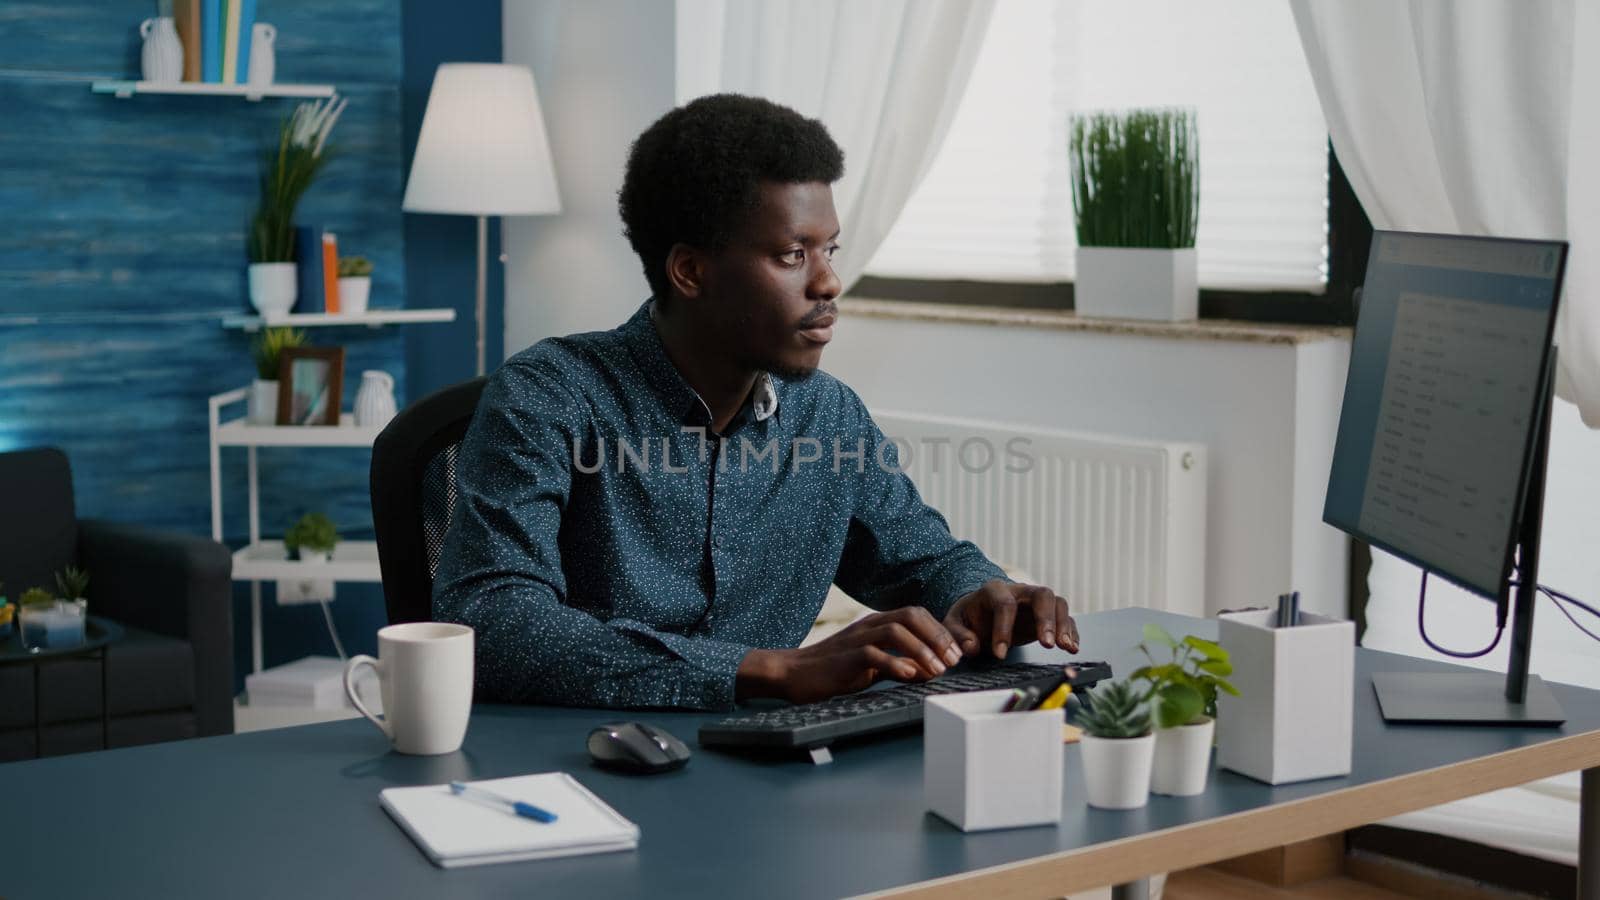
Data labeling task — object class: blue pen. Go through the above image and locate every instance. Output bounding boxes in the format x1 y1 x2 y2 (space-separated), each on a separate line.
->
449 781 558 823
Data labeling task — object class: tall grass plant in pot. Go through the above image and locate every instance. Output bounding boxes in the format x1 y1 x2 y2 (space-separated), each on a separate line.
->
246 95 346 317
1069 107 1199 321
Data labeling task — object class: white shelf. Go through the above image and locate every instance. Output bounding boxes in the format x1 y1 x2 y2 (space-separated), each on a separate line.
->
221 308 456 332
92 80 335 101
217 414 382 447
233 540 382 582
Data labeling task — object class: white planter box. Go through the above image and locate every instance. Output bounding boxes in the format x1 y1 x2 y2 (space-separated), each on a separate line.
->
925 689 1063 831
1216 609 1356 784
1075 246 1198 321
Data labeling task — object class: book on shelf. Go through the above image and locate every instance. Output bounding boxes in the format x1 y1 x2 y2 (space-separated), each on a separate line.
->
293 225 326 314
201 0 222 83
174 0 201 81
221 0 241 85
321 232 341 314
234 0 257 83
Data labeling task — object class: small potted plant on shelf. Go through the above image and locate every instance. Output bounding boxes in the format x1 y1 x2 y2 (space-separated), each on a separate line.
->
246 94 346 317
284 512 339 562
249 326 306 425
55 565 90 614
336 256 373 316
1069 106 1200 321
1074 678 1156 809
17 585 85 650
1131 623 1240 797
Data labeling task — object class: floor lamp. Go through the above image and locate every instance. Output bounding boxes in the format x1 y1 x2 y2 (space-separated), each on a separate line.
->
403 63 561 376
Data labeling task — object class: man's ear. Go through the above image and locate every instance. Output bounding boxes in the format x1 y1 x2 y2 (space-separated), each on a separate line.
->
665 243 706 301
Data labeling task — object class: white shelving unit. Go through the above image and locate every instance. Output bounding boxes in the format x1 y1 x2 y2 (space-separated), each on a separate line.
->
208 389 386 676
221 308 456 332
92 80 335 102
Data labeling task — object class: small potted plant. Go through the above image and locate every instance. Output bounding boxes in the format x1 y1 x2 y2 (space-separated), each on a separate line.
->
55 565 90 613
336 256 373 315
249 327 306 424
284 512 339 562
1131 623 1240 796
1069 106 1199 321
247 94 345 317
18 585 85 650
1075 678 1155 809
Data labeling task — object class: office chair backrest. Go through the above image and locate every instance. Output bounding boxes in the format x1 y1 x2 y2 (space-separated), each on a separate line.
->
370 377 487 624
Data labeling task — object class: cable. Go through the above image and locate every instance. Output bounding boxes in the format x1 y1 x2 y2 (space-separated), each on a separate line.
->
1538 582 1600 623
1417 571 1503 658
1542 588 1600 644
319 599 347 661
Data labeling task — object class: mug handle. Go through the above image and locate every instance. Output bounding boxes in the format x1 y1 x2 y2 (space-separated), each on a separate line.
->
344 655 392 740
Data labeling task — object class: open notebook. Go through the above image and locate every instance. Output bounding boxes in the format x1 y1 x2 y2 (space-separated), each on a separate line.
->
380 772 640 868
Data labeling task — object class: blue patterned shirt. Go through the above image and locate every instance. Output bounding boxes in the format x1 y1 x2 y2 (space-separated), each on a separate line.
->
432 301 1006 710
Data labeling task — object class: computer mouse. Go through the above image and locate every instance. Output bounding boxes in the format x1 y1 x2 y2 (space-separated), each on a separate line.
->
587 721 691 774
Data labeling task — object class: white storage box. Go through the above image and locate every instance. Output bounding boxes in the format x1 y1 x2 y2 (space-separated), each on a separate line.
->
924 689 1063 831
1216 609 1356 784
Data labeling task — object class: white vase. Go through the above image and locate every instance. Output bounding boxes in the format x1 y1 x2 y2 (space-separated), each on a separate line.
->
1080 732 1156 809
247 262 297 318
294 548 331 563
338 276 371 315
247 23 276 86
1074 246 1198 322
1150 718 1215 796
248 379 279 425
140 17 184 83
355 370 398 428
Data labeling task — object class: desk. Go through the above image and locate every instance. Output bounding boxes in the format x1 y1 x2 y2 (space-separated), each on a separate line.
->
5 608 1598 899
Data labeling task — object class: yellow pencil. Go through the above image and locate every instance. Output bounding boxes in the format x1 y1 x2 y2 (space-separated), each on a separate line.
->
1036 683 1072 710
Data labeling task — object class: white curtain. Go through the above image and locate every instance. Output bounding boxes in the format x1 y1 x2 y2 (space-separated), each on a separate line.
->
675 0 996 293
1289 0 1600 425
1290 0 1600 865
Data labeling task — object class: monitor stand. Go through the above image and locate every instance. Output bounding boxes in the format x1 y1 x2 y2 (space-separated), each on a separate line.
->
1374 348 1566 727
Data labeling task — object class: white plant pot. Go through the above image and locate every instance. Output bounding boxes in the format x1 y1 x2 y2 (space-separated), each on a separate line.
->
293 548 331 563
248 379 280 425
1074 246 1198 321
1080 732 1155 809
1151 718 1215 796
247 262 298 318
337 276 371 315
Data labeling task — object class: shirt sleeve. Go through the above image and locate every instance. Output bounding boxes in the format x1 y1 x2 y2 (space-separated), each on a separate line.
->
830 389 1009 621
431 356 750 710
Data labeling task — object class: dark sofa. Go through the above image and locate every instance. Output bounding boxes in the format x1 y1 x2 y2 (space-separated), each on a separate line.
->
0 447 233 760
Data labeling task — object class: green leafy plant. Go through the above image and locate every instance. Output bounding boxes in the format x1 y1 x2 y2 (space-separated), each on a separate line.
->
19 587 54 607
251 327 307 380
1075 679 1153 739
284 512 339 556
1130 623 1240 729
337 256 373 278
55 565 90 600
1069 107 1199 249
248 95 347 263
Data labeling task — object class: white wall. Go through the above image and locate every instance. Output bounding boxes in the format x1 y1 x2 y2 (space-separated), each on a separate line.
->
502 0 674 354
822 313 1351 616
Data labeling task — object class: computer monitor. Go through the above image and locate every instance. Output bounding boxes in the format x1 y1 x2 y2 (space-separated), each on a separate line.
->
1324 230 1569 725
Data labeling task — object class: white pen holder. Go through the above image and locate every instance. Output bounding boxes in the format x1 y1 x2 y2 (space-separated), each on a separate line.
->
1216 609 1356 784
924 689 1063 831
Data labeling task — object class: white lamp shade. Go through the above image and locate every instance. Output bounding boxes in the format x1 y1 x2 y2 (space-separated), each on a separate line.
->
403 63 562 217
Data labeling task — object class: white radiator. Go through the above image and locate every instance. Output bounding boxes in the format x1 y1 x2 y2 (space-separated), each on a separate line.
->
873 411 1207 618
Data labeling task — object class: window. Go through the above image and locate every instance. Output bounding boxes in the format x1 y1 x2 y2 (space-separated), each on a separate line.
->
865 0 1333 295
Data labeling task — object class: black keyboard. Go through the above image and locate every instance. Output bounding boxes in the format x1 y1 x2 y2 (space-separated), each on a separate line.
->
699 660 1112 752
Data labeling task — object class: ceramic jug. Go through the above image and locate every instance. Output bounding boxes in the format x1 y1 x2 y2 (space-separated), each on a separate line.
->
355 370 397 428
140 17 183 83
247 23 277 86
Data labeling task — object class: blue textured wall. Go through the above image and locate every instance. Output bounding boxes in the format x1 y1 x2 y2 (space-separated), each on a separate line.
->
0 1 427 688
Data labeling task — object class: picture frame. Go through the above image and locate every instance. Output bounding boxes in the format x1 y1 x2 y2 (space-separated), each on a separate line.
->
276 346 345 426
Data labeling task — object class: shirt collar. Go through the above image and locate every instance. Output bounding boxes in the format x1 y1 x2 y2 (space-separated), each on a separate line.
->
619 299 782 427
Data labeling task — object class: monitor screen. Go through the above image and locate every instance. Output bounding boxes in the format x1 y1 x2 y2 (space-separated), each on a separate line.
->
1324 231 1567 600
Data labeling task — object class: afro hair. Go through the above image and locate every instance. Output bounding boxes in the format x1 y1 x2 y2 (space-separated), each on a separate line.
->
618 94 845 301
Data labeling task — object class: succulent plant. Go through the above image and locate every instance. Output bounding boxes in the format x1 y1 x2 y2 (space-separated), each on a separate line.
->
1075 678 1153 740
19 587 55 607
285 512 339 555
55 565 90 600
252 327 307 380
337 256 373 278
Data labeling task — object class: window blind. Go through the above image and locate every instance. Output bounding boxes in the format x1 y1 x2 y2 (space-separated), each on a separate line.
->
865 0 1331 292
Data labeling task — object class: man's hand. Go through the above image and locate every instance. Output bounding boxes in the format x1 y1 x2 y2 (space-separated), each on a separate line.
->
736 607 964 705
943 580 1080 659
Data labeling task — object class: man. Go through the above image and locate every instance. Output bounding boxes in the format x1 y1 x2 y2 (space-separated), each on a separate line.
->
433 94 1078 710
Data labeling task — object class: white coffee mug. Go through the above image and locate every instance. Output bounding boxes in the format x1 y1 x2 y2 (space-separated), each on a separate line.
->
344 622 474 755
